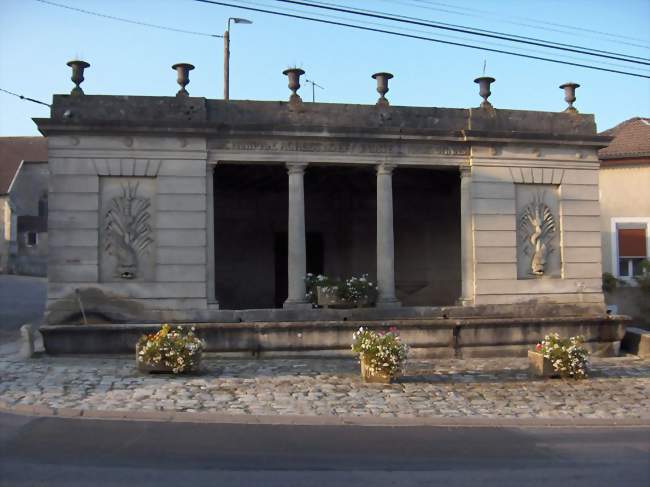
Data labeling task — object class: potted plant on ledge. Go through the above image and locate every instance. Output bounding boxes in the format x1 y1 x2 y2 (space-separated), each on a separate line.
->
306 273 378 308
529 333 589 379
136 324 204 374
351 326 409 383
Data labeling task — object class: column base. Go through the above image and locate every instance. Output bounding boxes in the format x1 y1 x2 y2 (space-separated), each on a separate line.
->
376 299 402 309
283 300 313 310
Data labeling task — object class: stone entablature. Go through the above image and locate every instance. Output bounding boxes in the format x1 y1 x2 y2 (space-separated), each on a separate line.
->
35 94 610 324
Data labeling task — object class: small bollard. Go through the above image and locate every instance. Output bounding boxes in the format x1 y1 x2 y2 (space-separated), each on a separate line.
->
20 324 35 359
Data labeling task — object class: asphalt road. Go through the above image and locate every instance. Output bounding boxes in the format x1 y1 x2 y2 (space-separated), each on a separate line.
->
0 413 648 486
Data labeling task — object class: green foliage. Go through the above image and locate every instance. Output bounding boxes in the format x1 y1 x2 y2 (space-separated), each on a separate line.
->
305 273 378 306
137 324 204 373
351 327 409 377
602 272 622 293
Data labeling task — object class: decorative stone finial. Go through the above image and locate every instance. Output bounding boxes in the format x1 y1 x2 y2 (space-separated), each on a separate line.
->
66 60 90 96
559 82 580 113
283 68 305 103
372 72 393 106
474 76 495 109
172 63 195 97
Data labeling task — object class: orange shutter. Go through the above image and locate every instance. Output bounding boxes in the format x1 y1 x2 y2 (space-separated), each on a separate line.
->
618 228 647 257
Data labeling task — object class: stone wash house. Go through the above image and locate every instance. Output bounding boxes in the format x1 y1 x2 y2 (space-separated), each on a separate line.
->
0 137 48 275
34 64 626 355
599 117 650 325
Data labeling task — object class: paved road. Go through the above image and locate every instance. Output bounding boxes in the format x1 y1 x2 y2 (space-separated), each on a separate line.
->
0 413 648 486
0 275 46 335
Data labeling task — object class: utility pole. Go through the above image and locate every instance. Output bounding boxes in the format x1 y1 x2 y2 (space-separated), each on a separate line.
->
305 79 324 102
224 17 252 101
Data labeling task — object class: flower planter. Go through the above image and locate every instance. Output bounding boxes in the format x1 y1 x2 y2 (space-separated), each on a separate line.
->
316 286 370 309
528 350 559 378
360 358 395 384
135 343 201 374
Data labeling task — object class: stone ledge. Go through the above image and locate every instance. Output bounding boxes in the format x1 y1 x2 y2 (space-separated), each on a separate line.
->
621 327 650 358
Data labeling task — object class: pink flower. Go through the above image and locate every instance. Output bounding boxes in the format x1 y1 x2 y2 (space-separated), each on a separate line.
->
535 343 542 352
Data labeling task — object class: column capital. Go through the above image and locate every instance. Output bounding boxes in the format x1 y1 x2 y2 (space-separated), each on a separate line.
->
286 162 308 175
376 162 397 175
459 165 472 178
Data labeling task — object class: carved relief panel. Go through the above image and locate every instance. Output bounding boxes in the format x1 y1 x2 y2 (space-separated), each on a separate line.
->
516 184 561 279
99 177 156 282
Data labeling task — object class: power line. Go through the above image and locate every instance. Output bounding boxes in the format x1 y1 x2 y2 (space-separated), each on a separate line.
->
192 0 650 78
275 0 650 65
34 0 223 38
0 88 51 107
357 0 650 61
411 0 650 47
238 0 649 73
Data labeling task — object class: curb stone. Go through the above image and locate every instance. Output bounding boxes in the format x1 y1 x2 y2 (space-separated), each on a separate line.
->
1 403 649 428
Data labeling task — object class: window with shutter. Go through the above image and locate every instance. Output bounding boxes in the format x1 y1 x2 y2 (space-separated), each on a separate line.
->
617 227 647 277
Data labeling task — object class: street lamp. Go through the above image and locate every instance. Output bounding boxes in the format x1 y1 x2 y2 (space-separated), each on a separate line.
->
224 17 252 101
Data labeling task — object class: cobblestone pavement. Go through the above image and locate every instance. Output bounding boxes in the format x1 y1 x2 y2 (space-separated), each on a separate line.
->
1 355 649 420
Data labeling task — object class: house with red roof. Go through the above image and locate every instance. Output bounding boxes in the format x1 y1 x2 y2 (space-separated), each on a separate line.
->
599 117 650 324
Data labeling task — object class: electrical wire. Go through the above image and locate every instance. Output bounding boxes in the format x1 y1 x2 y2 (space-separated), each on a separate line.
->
274 0 650 65
192 0 650 78
0 88 51 107
34 0 223 37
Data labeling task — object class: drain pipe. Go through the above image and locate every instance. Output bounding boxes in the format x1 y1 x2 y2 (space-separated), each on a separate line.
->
75 288 88 325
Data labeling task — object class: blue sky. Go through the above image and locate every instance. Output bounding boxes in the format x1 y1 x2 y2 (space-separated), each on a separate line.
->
1 0 648 135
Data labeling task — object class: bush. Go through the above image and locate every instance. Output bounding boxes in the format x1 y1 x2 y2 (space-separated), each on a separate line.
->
602 272 621 293
305 273 378 306
634 260 650 293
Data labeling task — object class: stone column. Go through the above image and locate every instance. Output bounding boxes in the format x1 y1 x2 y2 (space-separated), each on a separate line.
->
376 163 401 307
206 164 218 307
284 162 311 309
459 166 475 306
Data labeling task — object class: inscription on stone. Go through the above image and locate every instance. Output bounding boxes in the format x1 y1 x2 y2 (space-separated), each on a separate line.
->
212 139 469 156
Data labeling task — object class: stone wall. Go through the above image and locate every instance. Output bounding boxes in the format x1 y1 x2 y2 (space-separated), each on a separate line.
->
469 144 603 307
46 135 208 323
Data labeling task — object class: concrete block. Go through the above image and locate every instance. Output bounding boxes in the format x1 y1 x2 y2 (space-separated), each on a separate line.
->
158 194 206 211
157 230 206 247
563 231 601 247
564 263 602 279
471 165 513 183
49 193 99 211
49 211 99 230
472 182 515 199
474 214 516 231
562 216 601 232
49 158 97 175
475 278 602 295
474 230 516 247
562 169 599 185
156 264 206 282
49 264 98 282
475 263 517 280
50 175 99 193
563 247 602 263
157 246 206 265
621 327 650 358
158 160 207 177
560 200 600 216
49 246 99 265
474 292 605 305
157 211 206 229
472 198 516 215
49 229 98 247
561 184 599 201
158 176 206 194
20 324 35 359
48 282 207 300
475 246 516 263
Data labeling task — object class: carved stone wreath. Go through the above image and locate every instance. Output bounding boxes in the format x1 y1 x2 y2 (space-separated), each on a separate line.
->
104 182 153 279
518 191 556 276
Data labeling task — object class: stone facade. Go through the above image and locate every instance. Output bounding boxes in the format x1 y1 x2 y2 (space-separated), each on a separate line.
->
35 92 610 332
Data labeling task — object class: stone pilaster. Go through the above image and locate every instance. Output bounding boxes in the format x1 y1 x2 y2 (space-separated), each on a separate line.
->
458 165 475 306
206 163 218 307
376 163 401 307
284 162 311 309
